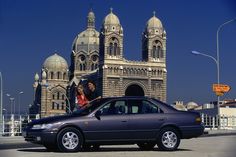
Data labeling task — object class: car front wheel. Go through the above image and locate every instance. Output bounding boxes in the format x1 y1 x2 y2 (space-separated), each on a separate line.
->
57 127 83 152
157 127 180 151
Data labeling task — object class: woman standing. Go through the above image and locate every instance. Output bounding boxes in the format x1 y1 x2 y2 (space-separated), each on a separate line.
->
75 84 89 111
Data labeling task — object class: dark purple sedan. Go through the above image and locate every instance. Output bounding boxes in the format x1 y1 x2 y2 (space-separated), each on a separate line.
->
23 96 204 152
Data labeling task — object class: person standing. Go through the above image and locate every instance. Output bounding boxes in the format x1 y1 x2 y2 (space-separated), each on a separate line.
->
75 84 89 111
87 80 101 101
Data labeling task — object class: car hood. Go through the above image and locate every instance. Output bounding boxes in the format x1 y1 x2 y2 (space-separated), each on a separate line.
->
28 114 77 126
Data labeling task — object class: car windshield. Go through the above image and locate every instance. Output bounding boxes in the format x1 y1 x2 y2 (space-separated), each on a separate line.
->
72 98 108 116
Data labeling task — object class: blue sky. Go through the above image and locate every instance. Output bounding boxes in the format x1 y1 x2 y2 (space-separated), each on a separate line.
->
0 0 236 114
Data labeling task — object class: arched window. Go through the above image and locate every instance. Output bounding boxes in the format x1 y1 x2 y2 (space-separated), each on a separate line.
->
63 73 66 80
114 43 118 56
62 94 65 100
62 102 64 110
157 46 161 58
109 43 113 55
80 64 83 71
160 48 164 58
79 64 86 71
108 37 119 56
52 94 55 99
57 92 60 100
50 72 54 79
52 102 55 109
57 103 60 110
57 72 60 79
152 40 163 59
152 46 157 58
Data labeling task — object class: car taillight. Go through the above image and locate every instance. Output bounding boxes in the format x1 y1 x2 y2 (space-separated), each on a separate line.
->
195 117 202 124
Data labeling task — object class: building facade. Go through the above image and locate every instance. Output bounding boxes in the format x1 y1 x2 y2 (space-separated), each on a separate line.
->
32 9 167 117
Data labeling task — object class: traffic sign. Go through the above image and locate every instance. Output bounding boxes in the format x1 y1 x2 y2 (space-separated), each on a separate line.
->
213 84 231 95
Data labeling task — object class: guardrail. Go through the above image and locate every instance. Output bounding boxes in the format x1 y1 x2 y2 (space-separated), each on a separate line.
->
201 114 236 130
2 114 40 136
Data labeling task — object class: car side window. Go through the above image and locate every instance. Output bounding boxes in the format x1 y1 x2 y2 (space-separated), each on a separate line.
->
141 100 163 114
128 100 163 114
128 100 141 114
99 100 128 115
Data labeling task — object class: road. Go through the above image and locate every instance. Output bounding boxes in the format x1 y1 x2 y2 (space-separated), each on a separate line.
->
0 135 235 157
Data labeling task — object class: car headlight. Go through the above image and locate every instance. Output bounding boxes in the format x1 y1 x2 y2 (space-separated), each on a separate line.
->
31 124 53 130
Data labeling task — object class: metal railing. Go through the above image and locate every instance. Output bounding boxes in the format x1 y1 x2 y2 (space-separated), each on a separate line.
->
201 113 236 130
2 114 40 136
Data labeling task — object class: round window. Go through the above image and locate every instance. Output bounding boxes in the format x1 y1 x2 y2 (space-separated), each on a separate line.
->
92 55 98 62
79 55 86 62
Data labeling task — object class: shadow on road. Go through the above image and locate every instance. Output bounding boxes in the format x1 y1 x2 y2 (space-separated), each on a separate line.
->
18 147 192 153
0 143 41 150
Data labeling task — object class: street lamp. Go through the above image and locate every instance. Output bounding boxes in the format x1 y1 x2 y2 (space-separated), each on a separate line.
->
18 91 24 115
10 98 15 115
6 94 11 114
3 108 7 114
6 94 15 115
192 17 236 129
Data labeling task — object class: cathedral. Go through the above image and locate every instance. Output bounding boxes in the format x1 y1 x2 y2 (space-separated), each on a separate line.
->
31 9 167 117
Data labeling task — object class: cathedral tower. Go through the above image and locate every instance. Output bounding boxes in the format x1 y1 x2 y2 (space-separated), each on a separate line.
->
99 8 124 63
70 10 99 80
142 11 167 62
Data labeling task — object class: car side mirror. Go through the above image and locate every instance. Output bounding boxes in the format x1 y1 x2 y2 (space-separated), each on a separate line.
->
95 110 101 120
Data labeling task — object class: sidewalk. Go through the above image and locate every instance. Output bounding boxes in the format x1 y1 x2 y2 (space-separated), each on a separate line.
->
201 129 236 137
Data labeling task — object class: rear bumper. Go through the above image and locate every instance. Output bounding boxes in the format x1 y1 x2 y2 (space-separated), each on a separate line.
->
23 129 57 145
180 124 205 139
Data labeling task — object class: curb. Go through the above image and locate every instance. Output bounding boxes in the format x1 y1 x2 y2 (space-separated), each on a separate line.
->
200 130 236 137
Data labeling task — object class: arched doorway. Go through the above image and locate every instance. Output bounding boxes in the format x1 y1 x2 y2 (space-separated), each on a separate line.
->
125 84 144 96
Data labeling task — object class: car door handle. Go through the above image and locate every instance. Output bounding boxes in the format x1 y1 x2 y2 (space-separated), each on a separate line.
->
121 120 127 122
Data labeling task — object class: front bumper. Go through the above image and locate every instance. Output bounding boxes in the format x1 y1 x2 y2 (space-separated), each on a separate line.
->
23 129 57 145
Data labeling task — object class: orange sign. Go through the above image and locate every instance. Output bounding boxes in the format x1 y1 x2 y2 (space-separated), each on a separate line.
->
215 91 224 96
213 84 231 93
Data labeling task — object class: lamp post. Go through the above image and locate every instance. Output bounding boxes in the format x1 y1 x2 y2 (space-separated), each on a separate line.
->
18 91 24 115
10 98 15 115
192 17 236 129
3 108 7 114
0 72 3 136
191 50 219 109
6 94 11 114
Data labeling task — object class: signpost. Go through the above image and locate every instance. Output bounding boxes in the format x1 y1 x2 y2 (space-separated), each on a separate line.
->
213 84 231 96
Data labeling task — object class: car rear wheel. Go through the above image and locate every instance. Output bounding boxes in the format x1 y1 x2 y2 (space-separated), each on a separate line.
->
57 127 83 152
137 142 156 150
157 127 180 151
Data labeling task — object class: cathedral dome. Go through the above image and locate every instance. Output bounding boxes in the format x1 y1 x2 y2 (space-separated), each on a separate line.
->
43 53 68 72
186 102 198 110
72 10 99 52
146 12 163 29
103 9 120 25
73 29 99 48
